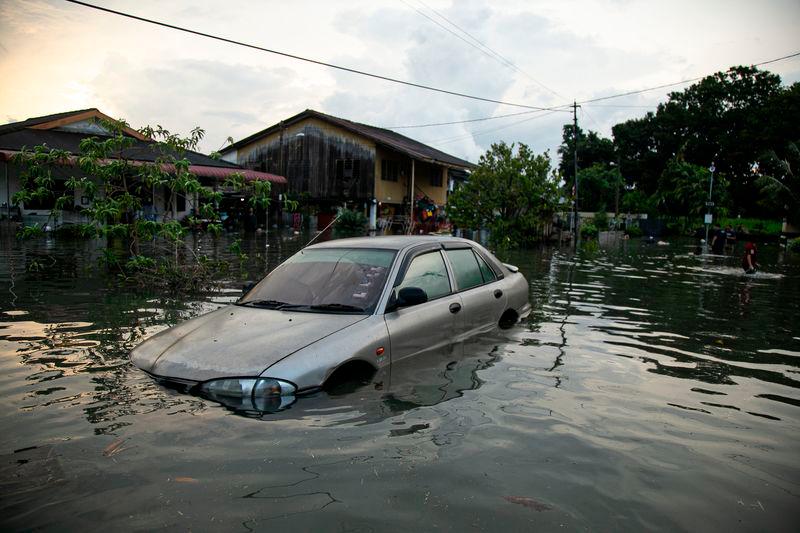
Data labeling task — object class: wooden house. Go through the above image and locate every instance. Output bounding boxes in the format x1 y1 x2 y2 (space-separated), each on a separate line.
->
219 109 473 233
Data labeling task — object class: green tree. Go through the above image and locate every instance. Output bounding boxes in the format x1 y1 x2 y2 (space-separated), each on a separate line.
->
557 125 616 183
447 142 559 248
756 140 800 224
612 66 798 218
13 118 294 290
655 158 728 216
575 163 622 213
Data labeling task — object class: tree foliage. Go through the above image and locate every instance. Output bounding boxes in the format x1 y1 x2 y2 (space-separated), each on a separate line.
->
557 125 615 183
556 66 798 221
756 139 800 223
610 66 798 218
447 142 559 248
655 158 727 216
13 118 293 290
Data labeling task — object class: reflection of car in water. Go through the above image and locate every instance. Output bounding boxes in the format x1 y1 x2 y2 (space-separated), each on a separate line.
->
131 236 530 412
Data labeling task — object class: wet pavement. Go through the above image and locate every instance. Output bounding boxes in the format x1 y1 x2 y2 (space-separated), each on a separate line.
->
1 231 798 531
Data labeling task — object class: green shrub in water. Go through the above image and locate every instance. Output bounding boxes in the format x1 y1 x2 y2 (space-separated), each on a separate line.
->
626 225 643 238
334 209 367 238
581 222 599 239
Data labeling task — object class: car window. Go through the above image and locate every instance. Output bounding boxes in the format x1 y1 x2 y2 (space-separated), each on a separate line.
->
473 251 497 283
396 251 450 300
445 248 485 291
241 248 396 312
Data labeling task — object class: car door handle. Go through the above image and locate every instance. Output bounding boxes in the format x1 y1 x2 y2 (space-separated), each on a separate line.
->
494 289 503 299
449 302 462 314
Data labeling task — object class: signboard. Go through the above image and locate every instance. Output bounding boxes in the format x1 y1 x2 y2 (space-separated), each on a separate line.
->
705 201 715 207
704 214 713 224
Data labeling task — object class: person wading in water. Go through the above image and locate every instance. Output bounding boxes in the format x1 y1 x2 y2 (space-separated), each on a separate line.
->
742 242 759 274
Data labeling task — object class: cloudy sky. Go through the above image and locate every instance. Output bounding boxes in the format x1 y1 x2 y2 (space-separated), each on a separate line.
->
1 0 798 164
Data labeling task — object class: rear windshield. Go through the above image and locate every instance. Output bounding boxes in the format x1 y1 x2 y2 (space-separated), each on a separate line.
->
240 248 396 313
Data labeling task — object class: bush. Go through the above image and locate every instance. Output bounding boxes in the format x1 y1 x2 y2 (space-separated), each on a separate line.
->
16 224 44 239
788 237 800 253
334 209 367 238
626 225 643 238
719 217 781 235
580 221 599 239
593 208 608 230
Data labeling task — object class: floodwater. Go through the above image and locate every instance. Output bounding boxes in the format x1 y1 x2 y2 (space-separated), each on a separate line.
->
1 231 798 531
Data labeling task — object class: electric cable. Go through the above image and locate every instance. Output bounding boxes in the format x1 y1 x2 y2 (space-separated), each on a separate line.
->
63 0 554 111
405 0 565 100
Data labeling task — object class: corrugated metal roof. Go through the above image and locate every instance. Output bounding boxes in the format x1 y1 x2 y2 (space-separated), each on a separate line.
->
0 108 99 135
0 128 239 168
0 149 286 184
222 109 475 169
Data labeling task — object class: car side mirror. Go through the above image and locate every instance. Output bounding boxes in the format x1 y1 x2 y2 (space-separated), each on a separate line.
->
397 287 428 307
242 281 256 295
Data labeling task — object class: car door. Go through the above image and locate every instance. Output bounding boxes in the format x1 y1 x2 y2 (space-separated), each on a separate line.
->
383 248 464 362
443 245 507 338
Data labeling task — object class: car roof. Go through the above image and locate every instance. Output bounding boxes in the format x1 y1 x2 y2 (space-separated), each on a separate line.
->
307 235 479 251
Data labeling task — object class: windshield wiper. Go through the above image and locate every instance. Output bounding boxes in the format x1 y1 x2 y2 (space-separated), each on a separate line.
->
309 303 366 313
237 299 304 310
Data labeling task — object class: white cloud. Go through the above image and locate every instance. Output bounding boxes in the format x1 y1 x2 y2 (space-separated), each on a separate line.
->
0 0 798 166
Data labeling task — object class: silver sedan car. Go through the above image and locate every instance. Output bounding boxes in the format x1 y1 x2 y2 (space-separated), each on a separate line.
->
131 236 530 410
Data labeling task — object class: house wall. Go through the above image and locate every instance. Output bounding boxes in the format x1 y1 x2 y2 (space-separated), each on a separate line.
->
374 146 410 204
371 148 449 207
412 160 447 206
236 118 376 205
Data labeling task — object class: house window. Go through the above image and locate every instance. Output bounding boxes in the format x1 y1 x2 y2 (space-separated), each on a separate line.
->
429 167 443 187
335 159 360 180
381 160 399 182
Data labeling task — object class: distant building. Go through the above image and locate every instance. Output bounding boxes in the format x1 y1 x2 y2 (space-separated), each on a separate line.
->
220 109 473 233
0 108 286 227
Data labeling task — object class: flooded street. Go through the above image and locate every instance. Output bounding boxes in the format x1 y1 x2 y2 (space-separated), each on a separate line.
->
1 232 798 531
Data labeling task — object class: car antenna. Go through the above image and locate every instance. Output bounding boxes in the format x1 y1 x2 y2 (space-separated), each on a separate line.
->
302 213 342 249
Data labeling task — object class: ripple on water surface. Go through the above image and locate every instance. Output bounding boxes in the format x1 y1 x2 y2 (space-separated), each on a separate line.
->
0 236 798 531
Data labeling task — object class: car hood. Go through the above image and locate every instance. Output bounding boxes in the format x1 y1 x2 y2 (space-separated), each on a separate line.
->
130 305 368 382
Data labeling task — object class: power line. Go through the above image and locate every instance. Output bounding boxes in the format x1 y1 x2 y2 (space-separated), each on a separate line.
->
583 104 658 108
428 110 561 146
399 0 503 71
387 51 800 130
63 0 553 111
580 106 603 132
408 0 565 100
578 50 800 104
383 107 569 129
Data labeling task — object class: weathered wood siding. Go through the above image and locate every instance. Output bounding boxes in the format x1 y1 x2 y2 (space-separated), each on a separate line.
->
237 118 375 202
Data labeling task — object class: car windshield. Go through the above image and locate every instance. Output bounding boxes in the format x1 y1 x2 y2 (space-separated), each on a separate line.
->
238 248 396 313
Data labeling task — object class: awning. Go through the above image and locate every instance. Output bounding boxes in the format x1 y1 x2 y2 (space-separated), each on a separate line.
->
0 149 287 184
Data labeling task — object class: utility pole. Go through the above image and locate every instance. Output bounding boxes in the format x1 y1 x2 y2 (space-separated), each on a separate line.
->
704 163 715 244
573 101 580 248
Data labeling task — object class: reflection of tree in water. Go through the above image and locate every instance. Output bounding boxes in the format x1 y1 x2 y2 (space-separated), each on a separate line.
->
9 289 210 435
1 232 315 433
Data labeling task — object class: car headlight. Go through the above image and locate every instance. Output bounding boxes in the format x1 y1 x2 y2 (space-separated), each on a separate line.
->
200 377 296 397
199 377 296 412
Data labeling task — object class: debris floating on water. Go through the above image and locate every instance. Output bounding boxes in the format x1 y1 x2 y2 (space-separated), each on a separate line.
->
102 439 129 457
503 496 553 511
